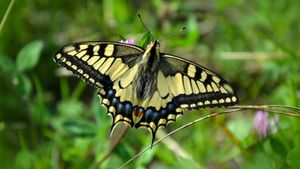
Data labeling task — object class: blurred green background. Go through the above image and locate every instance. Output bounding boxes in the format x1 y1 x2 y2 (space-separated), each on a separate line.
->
1 0 300 168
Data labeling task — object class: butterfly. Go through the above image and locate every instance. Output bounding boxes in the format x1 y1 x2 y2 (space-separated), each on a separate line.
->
53 39 239 145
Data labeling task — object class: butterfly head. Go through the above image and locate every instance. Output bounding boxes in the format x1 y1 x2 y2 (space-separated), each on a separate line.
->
143 40 160 58
140 40 161 72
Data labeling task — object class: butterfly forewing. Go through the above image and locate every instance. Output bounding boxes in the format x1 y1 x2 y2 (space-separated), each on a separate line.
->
53 41 144 88
159 54 238 109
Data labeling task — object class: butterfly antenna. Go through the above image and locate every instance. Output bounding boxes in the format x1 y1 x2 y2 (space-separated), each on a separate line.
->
160 27 186 42
138 14 155 41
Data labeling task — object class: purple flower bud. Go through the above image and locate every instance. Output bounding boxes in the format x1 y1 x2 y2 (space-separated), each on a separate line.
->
254 110 269 139
120 39 135 45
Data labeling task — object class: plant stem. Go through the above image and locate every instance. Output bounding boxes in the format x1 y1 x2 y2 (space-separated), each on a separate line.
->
0 0 15 34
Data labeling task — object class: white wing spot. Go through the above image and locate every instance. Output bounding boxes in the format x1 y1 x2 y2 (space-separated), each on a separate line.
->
104 44 114 56
67 50 78 56
232 96 237 102
187 64 196 78
206 84 213 92
56 54 62 59
198 102 203 106
175 108 183 113
102 98 110 105
223 84 234 94
200 71 207 82
87 56 100 65
82 55 90 61
66 61 71 66
76 50 87 58
183 76 192 95
204 100 211 105
63 46 75 53
191 80 199 94
197 81 206 93
99 58 114 74
157 71 169 97
93 45 100 54
212 100 218 104
190 103 197 108
212 76 221 83
225 97 231 103
89 78 95 83
79 45 88 50
180 104 189 108
71 65 77 70
173 73 185 95
93 57 106 70
211 82 219 92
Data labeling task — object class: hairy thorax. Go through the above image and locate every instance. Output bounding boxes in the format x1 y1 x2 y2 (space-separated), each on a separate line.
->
132 63 158 102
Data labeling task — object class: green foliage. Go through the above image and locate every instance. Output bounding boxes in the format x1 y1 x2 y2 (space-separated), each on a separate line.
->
1 0 300 169
16 40 44 72
139 32 152 48
287 146 300 168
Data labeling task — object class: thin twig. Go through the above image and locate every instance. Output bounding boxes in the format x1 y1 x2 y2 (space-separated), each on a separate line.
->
230 105 300 117
119 104 300 168
94 124 130 169
118 109 240 169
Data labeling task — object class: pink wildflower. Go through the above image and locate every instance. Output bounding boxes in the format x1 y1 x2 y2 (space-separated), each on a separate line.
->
254 110 269 140
120 39 135 45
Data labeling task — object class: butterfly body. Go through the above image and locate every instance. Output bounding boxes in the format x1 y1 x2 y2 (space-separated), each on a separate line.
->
133 41 160 99
54 40 238 144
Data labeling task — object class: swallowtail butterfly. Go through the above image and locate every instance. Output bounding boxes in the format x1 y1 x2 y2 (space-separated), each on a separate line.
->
53 39 238 145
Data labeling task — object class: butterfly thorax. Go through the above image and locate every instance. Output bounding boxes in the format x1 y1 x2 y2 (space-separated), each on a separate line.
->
133 41 160 101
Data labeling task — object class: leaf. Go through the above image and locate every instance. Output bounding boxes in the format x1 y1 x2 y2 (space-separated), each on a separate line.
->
0 53 15 74
0 122 5 133
139 32 151 48
243 152 273 169
227 117 253 140
119 35 127 41
135 145 157 169
15 74 32 100
57 99 85 118
186 15 200 45
269 137 287 157
30 100 50 125
16 40 44 72
62 120 96 137
287 146 300 168
14 150 33 169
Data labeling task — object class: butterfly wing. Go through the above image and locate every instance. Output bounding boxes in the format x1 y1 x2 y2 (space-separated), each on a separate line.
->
54 42 238 145
159 54 238 108
134 53 239 141
53 41 144 88
53 41 145 128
